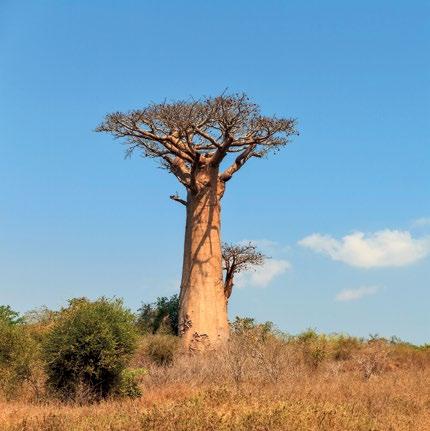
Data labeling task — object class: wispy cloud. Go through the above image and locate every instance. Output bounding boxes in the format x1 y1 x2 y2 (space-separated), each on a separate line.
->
412 217 430 228
234 239 291 288
236 259 291 288
335 285 381 302
299 229 430 268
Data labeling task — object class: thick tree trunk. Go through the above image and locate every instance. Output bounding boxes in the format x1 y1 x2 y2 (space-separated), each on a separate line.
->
178 168 229 352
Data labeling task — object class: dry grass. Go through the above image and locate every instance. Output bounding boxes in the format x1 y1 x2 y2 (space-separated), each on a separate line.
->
1 331 430 430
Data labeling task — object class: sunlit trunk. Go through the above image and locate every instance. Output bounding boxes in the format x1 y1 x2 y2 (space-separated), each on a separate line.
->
179 167 229 351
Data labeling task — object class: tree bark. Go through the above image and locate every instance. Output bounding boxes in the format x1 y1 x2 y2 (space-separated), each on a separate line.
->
178 167 229 351
224 274 234 302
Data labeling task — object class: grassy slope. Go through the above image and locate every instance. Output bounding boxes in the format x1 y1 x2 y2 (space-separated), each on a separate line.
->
1 332 430 430
1 370 429 430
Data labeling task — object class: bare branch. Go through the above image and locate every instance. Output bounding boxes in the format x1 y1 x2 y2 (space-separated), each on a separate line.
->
219 144 257 182
169 193 187 206
192 126 221 149
162 156 191 188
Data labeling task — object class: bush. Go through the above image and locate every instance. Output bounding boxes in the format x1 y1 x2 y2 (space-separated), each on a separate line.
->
115 367 147 398
0 305 24 325
43 297 138 401
136 295 179 335
0 318 38 399
331 334 361 361
143 334 179 366
296 329 328 369
356 340 391 379
230 316 276 338
224 317 292 386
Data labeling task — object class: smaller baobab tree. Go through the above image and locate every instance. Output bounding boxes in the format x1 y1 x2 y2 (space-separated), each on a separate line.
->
96 93 297 351
222 242 266 302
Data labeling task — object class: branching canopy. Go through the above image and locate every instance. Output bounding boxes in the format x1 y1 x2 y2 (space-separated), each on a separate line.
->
222 242 266 299
96 93 297 196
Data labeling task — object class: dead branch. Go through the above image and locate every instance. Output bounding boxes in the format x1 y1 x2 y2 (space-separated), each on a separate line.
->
170 194 187 206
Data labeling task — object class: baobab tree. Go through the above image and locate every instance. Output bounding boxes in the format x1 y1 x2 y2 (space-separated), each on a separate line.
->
222 242 266 302
96 93 297 351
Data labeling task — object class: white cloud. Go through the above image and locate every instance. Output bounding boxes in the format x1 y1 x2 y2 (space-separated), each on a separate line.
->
335 285 381 302
236 259 291 288
412 217 430 228
299 229 430 268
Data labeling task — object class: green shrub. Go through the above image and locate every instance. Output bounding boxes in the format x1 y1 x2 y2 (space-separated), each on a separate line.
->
230 317 258 334
296 329 327 369
0 305 24 325
0 319 38 398
136 295 179 335
144 334 178 366
43 297 138 401
116 367 147 398
230 316 276 339
331 334 361 361
296 328 319 343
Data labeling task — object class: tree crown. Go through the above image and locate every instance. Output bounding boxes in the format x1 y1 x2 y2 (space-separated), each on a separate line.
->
222 242 266 277
96 93 297 193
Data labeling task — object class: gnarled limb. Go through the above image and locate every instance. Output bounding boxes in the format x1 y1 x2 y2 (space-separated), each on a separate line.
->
219 144 258 182
170 193 187 206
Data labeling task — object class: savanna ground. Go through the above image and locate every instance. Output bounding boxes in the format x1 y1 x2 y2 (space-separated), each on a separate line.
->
1 322 430 431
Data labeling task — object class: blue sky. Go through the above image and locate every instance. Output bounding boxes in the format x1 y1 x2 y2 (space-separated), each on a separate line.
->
1 0 429 343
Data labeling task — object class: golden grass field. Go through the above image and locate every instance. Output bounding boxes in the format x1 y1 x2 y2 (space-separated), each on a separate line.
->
1 330 430 431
